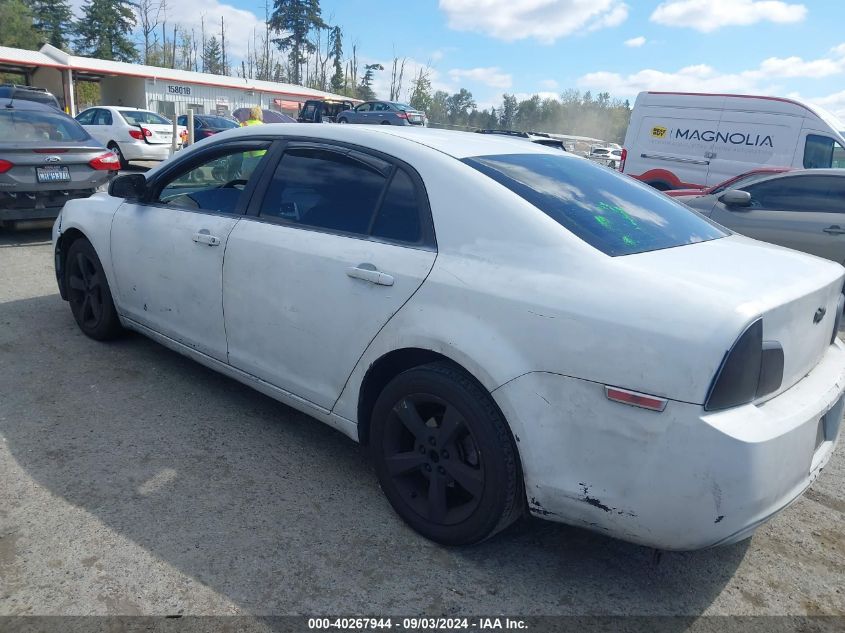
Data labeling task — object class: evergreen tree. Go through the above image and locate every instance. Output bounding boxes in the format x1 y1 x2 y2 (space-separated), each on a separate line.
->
499 94 517 129
202 36 223 74
0 0 38 50
357 62 382 101
328 26 344 93
75 0 137 62
26 0 72 49
269 0 325 85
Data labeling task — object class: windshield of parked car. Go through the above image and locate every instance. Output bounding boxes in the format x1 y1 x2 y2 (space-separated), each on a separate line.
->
0 109 89 142
464 153 727 256
120 110 171 126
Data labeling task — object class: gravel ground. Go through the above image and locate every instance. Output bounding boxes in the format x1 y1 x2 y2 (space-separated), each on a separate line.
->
1 227 844 617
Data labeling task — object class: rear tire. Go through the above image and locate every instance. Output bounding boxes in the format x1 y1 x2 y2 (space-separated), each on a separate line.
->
381 121 391 125
371 361 524 545
108 142 129 170
65 238 123 340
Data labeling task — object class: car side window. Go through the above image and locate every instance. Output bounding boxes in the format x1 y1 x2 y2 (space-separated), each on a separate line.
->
374 103 389 112
95 110 112 125
355 103 371 112
258 147 388 235
371 169 422 243
154 144 271 214
804 135 845 169
745 176 843 213
76 109 96 125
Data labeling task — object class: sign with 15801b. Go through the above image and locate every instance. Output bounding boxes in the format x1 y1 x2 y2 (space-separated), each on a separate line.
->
167 85 192 96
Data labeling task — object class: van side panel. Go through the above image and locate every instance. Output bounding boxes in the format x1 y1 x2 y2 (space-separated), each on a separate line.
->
707 112 800 186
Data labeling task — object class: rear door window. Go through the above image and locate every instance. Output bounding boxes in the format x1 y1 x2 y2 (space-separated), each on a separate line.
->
463 153 726 256
745 176 845 213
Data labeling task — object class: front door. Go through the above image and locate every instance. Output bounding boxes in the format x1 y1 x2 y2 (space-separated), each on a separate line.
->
710 174 845 264
223 142 437 410
110 140 273 361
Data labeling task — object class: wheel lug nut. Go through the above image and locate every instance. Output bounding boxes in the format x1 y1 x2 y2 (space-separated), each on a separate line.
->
419 446 426 454
441 450 449 459
428 437 436 446
424 464 432 472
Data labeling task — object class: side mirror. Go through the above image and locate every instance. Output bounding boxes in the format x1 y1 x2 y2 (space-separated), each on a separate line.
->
109 173 146 200
719 189 752 207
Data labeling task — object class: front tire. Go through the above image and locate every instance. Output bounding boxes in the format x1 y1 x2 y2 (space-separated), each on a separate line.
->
108 142 129 170
371 361 524 545
65 238 123 340
338 118 348 124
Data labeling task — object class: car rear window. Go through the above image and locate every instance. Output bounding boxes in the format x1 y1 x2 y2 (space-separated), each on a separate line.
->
0 109 89 142
463 153 727 256
120 110 171 126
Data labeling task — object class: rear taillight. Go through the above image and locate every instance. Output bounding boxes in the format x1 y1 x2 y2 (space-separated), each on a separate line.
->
89 151 121 171
129 128 152 140
0 159 13 173
620 148 627 172
395 112 408 119
705 319 784 411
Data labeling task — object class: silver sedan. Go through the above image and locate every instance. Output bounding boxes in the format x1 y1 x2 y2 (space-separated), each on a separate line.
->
337 101 426 126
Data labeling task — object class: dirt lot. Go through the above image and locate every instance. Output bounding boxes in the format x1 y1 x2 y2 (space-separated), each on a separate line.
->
1 226 844 617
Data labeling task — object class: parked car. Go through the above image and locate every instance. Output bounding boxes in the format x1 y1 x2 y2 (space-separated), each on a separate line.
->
232 108 296 125
0 100 118 226
177 114 240 144
337 101 426 126
622 91 845 191
0 83 61 110
678 169 845 265
298 99 357 123
588 146 623 167
665 167 792 197
75 106 187 169
476 129 566 150
53 125 845 550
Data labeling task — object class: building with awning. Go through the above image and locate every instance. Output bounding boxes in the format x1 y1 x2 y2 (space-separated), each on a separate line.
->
0 44 358 118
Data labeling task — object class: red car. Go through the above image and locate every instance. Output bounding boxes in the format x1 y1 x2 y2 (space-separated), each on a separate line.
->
664 167 792 197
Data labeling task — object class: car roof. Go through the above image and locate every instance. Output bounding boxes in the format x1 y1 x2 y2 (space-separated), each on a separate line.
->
231 123 570 159
0 99 61 112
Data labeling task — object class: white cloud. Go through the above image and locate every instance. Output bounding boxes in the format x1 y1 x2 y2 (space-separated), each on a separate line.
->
650 0 807 33
579 42 845 98
624 36 646 47
539 79 559 89
806 90 845 120
156 0 264 60
439 0 629 43
448 66 513 89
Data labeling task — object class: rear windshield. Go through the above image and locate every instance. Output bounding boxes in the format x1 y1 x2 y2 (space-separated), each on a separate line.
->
0 109 89 142
120 110 171 126
392 103 415 112
201 116 238 129
463 153 727 256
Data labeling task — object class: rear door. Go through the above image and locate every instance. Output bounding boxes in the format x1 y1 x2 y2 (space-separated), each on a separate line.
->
709 174 845 264
110 139 273 360
223 141 437 409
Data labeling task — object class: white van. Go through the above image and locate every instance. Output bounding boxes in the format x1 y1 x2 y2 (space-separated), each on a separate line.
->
621 92 845 190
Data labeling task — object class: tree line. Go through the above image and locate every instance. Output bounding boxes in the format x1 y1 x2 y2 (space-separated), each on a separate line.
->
0 0 631 142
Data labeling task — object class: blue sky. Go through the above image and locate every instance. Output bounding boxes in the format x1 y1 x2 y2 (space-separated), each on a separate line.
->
122 0 845 116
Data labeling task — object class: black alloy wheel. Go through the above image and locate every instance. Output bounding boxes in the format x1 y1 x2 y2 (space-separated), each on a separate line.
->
65 238 122 340
372 362 524 545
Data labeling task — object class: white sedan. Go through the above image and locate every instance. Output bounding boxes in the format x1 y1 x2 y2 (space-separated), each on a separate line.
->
75 106 187 169
52 124 845 549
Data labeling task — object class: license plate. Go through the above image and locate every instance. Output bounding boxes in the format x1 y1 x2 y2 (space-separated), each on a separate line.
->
36 166 71 183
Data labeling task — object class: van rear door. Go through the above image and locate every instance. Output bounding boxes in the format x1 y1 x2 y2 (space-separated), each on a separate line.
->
708 111 796 186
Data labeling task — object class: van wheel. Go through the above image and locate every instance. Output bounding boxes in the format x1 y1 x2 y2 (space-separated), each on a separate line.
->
371 361 524 545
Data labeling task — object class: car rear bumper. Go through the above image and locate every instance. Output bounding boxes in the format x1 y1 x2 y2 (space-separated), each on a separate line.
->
121 142 176 162
0 187 102 222
492 340 845 550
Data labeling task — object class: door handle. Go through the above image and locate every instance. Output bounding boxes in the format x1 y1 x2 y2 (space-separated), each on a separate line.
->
193 231 221 246
823 225 845 235
346 264 394 286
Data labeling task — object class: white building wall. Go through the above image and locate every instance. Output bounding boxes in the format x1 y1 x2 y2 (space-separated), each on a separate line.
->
142 80 308 118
